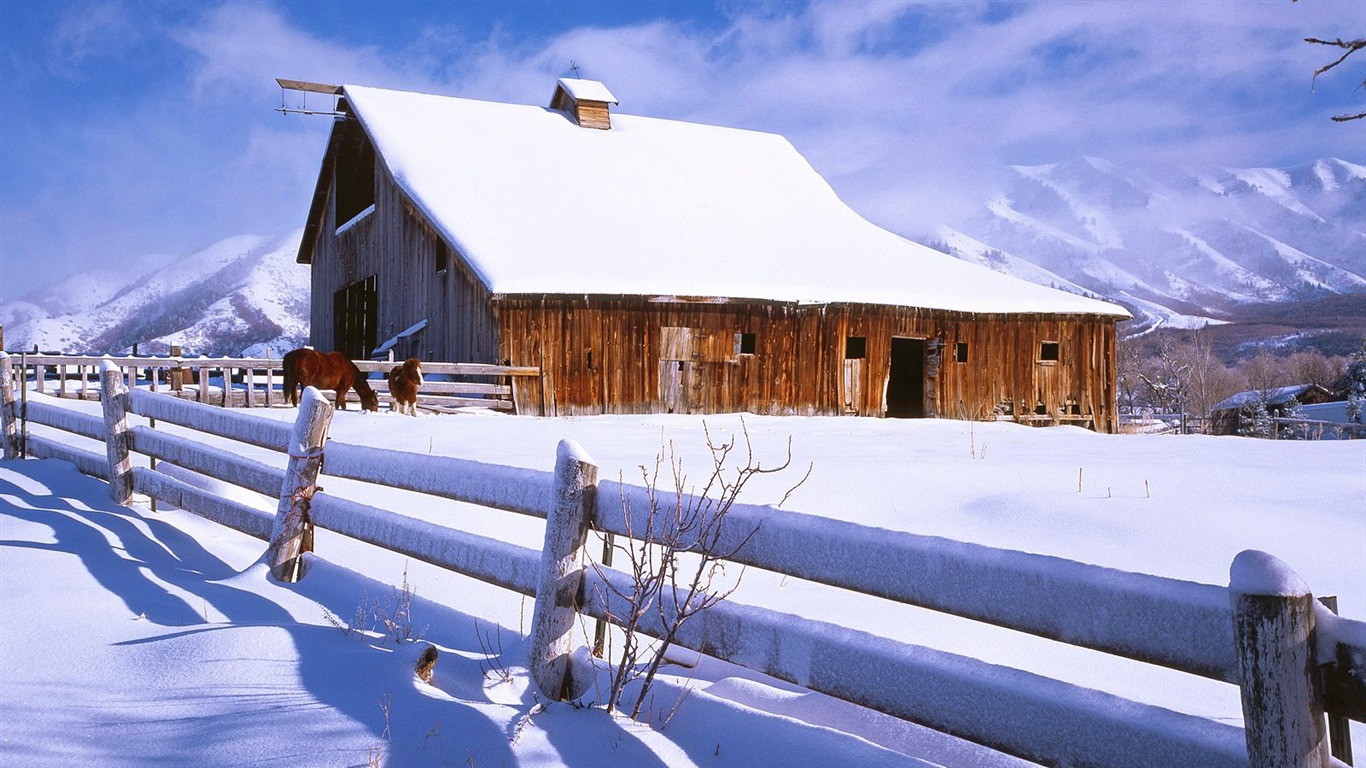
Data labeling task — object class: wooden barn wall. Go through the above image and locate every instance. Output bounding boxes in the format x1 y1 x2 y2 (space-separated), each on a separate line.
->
498 298 1119 431
308 126 499 364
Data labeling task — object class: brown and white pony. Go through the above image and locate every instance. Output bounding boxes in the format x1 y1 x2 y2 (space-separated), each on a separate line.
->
386 358 423 416
282 348 379 411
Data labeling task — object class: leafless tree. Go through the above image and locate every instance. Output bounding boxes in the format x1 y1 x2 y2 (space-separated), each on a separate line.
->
1284 348 1346 389
1115 335 1147 414
1181 332 1242 429
1239 352 1288 402
596 420 808 719
1137 335 1193 418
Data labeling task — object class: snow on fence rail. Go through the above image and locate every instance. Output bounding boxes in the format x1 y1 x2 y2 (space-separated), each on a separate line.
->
2 352 1362 768
2 352 541 413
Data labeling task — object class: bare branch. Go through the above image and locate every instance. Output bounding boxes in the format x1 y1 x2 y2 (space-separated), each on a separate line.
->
1303 35 1366 121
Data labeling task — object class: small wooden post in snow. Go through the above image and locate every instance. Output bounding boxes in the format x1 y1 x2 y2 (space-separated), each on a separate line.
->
1 353 20 460
100 359 134 505
1230 549 1330 768
529 439 598 700
265 386 333 582
170 345 184 392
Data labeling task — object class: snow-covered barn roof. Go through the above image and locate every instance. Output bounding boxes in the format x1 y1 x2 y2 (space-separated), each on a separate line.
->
328 84 1129 317
1212 383 1335 412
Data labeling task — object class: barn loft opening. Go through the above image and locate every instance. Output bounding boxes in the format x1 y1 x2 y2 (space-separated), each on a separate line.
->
736 332 756 355
887 337 927 418
335 123 376 229
549 77 618 130
956 341 969 363
845 337 867 359
434 239 449 274
1039 341 1060 362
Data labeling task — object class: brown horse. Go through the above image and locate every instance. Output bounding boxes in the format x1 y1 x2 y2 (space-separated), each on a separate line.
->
282 348 379 412
386 358 424 416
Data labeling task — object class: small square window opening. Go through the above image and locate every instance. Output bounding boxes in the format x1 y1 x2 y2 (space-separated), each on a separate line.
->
1040 341 1060 362
845 336 866 360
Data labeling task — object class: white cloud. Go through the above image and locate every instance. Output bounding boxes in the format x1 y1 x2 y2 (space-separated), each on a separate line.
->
3 0 1363 304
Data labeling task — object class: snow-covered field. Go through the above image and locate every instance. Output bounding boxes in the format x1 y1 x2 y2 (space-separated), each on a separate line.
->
2 392 1362 766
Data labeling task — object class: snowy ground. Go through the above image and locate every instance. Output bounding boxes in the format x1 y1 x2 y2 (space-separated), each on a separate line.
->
2 392 1363 766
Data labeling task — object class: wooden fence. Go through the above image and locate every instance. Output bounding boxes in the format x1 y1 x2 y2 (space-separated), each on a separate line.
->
1 352 1362 768
1270 417 1366 441
2 352 543 414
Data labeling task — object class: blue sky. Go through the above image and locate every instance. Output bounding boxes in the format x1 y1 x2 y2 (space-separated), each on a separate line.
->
2 0 1364 302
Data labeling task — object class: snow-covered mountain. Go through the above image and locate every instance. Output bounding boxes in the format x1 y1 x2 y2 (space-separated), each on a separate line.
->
0 231 309 357
932 157 1366 334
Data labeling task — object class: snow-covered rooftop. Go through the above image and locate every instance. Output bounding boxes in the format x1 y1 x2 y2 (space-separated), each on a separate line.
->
1212 383 1331 412
341 84 1129 318
555 77 617 104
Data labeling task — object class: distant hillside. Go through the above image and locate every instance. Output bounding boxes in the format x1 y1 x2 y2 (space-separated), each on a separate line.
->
931 157 1366 337
1185 293 1366 362
0 231 309 357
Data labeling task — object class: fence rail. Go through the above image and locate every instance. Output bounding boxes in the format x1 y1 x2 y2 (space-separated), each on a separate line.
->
1 352 1361 768
2 352 541 413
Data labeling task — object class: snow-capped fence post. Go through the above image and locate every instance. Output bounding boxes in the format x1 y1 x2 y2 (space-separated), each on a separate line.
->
99 360 134 504
169 345 184 393
529 439 598 701
1 353 19 460
265 386 333 583
1229 549 1331 768
1317 595 1354 764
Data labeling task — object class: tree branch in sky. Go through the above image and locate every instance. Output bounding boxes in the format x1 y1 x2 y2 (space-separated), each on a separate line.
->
1305 35 1366 122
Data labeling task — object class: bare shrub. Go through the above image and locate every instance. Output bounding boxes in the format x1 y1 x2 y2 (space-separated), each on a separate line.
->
475 622 514 685
321 564 427 644
595 419 808 719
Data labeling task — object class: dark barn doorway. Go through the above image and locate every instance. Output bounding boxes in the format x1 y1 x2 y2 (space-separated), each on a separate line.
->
333 274 378 360
887 337 927 418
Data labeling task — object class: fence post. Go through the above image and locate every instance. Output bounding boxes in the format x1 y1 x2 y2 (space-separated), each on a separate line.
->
265 386 333 583
99 360 134 505
170 345 183 392
1 353 19 460
529 439 598 701
1317 595 1354 764
1230 549 1331 768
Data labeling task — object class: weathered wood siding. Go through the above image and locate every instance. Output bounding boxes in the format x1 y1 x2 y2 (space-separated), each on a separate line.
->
498 298 1120 431
308 119 498 365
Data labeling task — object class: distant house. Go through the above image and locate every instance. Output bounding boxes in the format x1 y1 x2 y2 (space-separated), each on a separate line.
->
292 78 1131 429
1209 383 1337 436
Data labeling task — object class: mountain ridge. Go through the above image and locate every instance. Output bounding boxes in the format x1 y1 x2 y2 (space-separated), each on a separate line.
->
930 156 1366 335
1 230 309 357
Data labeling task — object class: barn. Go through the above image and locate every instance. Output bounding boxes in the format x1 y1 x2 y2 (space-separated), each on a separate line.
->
292 78 1130 430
